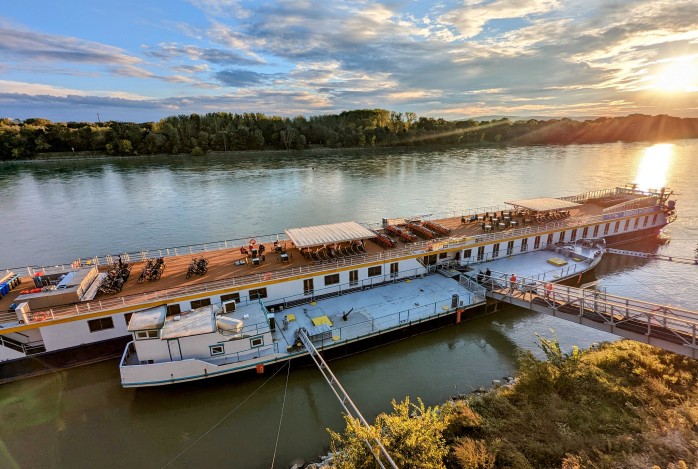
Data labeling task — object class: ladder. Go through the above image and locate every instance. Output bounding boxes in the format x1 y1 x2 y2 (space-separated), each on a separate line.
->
296 328 398 469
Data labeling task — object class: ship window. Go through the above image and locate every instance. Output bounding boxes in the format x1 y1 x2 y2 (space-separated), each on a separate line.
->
463 249 472 259
136 330 159 340
643 216 649 227
349 270 359 286
88 317 114 333
249 288 267 300
368 266 382 277
303 278 314 295
124 312 133 326
603 224 610 235
582 227 588 239
477 246 484 261
250 336 264 348
221 292 241 303
324 274 340 286
559 231 566 242
633 218 639 229
570 229 577 242
167 304 181 317
521 238 528 252
506 241 514 256
533 236 540 249
210 345 224 356
546 233 553 246
624 219 630 231
593 225 599 237
492 243 500 258
390 262 399 278
652 214 658 225
191 298 211 309
614 221 620 233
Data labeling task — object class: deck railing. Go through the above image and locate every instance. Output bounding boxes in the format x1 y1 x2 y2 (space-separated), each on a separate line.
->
8 205 664 328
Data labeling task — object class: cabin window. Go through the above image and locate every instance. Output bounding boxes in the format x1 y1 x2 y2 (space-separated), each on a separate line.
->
506 241 514 256
624 219 630 231
559 231 566 243
492 243 500 258
124 312 133 326
390 262 399 278
303 278 314 295
570 229 577 242
423 254 437 265
592 225 599 237
463 249 472 259
614 221 620 233
438 252 447 259
249 288 267 300
88 317 114 333
324 274 340 286
582 227 589 239
349 270 359 286
652 213 658 225
546 233 553 246
221 292 241 303
633 218 640 229
643 216 649 227
191 298 211 309
250 336 264 348
603 224 610 235
167 304 181 317
533 236 541 249
477 246 484 261
521 238 528 252
136 330 159 340
210 344 225 356
368 266 382 277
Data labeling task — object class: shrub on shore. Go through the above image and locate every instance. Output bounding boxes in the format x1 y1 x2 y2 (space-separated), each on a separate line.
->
327 338 698 468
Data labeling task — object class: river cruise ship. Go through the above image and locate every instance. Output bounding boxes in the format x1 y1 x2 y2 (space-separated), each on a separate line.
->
0 185 676 385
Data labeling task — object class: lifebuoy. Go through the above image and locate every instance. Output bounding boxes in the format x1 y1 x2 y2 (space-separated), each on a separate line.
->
263 272 273 281
33 312 48 322
249 239 257 245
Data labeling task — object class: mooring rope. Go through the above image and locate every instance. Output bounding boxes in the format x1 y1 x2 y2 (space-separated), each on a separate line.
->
270 360 292 468
161 362 290 469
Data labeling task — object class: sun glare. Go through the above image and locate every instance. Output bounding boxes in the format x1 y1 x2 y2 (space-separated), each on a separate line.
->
652 58 698 92
634 144 673 192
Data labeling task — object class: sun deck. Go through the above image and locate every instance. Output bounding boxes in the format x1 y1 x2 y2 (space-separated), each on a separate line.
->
0 186 668 328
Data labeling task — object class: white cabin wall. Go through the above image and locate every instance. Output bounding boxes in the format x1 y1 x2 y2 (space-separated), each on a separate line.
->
41 314 129 352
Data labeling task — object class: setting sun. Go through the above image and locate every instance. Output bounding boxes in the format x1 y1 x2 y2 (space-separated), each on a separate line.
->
652 58 698 92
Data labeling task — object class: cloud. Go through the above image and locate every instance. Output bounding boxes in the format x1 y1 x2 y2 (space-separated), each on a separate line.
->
215 69 271 87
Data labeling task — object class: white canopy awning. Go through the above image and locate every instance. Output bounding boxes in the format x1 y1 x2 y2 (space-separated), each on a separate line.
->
285 221 375 248
505 197 581 212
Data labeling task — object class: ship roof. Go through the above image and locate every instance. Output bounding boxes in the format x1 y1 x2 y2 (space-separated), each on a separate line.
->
285 221 375 248
505 197 582 212
127 305 167 331
160 305 215 339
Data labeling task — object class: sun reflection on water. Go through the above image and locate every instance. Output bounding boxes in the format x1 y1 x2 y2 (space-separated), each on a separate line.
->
634 144 673 191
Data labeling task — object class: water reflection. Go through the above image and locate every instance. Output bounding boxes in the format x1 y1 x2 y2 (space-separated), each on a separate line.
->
634 143 673 191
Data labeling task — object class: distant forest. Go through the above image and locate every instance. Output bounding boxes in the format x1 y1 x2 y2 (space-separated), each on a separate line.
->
2 110 698 160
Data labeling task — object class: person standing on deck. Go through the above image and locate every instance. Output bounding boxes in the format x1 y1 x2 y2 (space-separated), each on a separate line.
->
544 282 553 300
509 273 517 292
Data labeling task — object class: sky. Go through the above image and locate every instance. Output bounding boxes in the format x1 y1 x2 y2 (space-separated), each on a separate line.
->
1 0 697 123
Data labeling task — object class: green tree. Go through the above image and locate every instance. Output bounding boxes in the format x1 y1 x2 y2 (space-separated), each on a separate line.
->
328 397 449 469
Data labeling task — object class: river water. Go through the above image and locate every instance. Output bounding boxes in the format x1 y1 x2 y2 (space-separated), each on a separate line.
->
0 141 696 468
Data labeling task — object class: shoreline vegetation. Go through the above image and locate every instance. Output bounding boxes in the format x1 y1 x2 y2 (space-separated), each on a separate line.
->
3 110 698 161
316 338 698 469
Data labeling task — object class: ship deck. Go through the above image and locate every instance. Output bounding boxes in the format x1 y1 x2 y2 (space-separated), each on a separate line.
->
0 193 643 323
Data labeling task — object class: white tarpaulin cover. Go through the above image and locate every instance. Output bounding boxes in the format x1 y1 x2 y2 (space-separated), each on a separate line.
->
505 198 582 212
285 221 375 248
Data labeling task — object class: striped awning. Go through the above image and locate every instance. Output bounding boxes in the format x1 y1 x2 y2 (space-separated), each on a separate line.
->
285 221 375 248
505 197 581 212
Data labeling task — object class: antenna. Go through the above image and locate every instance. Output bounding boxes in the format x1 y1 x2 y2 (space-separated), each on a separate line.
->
97 113 101 123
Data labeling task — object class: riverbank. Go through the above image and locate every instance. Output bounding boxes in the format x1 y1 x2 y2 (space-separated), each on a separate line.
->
325 339 698 468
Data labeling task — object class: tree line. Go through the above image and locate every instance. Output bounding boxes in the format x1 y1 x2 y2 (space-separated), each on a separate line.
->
2 109 698 160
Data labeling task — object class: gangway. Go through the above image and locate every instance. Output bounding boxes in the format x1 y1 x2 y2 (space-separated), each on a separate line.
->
607 248 697 265
461 273 698 359
295 328 399 469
